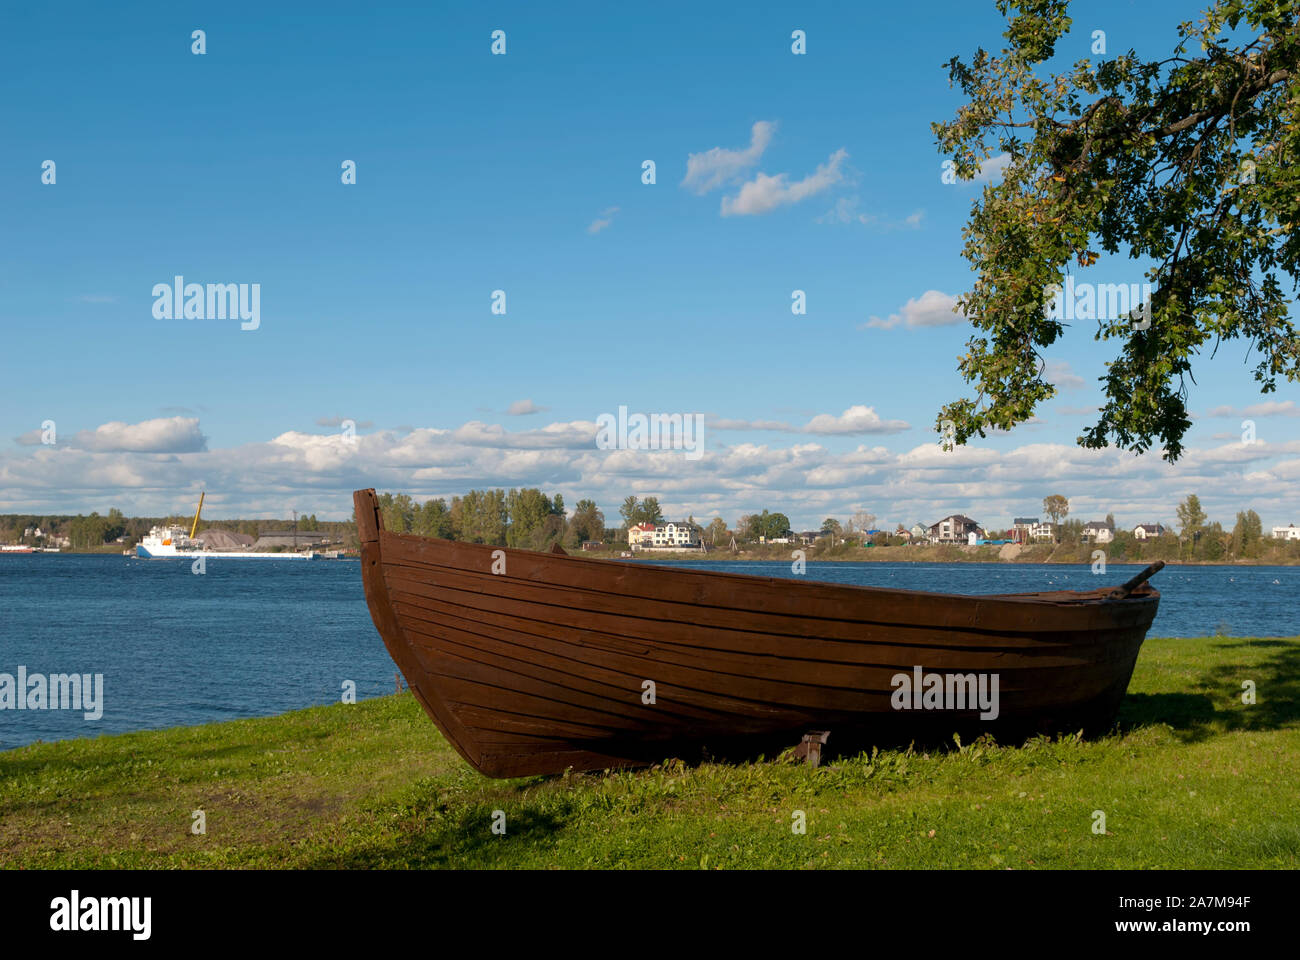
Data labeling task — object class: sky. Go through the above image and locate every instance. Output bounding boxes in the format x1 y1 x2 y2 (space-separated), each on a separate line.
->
1 0 1297 533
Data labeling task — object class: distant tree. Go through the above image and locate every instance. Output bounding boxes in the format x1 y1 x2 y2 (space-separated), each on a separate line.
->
619 496 639 529
566 498 605 546
1042 495 1069 540
415 498 453 539
1176 494 1207 540
851 510 877 534
505 488 558 549
378 492 416 534
619 496 664 528
1232 509 1263 558
451 489 507 545
1199 521 1227 560
706 517 728 546
821 518 843 535
1105 512 1116 530
745 510 791 541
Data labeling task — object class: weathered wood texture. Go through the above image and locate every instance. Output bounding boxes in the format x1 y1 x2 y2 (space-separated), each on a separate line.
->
354 489 1161 778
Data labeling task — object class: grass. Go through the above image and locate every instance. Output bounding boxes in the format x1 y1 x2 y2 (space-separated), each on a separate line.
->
2 634 1297 869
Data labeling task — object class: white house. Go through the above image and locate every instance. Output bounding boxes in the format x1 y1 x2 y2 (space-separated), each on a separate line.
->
1133 523 1166 540
1082 521 1114 543
1272 524 1300 541
627 522 655 546
1011 517 1053 543
650 521 700 548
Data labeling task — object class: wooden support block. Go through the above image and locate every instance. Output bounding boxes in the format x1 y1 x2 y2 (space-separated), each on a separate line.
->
797 730 831 767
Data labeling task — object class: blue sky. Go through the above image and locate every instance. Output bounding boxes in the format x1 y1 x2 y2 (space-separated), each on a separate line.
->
1 0 1297 532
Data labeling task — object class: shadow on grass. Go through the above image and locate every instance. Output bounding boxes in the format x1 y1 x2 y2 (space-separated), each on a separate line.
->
1119 638 1300 742
300 803 571 868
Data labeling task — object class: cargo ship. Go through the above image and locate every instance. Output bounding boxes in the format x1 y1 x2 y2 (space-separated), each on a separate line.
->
135 493 312 560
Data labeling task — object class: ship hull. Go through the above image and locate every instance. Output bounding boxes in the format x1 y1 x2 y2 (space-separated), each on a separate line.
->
136 545 310 559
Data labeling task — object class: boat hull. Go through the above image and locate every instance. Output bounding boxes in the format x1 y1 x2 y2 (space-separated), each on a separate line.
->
354 489 1160 778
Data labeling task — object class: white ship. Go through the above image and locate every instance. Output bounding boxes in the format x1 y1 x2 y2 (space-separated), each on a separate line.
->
135 493 312 560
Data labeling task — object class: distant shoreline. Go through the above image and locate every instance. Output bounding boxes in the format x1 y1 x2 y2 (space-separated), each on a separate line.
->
580 544 1300 566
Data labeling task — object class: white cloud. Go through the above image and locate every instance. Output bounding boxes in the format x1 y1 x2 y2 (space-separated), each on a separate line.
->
1203 400 1300 418
587 206 619 234
862 290 964 330
506 399 548 416
721 148 847 217
3 416 1297 533
816 196 924 229
450 420 597 449
710 405 910 436
803 406 912 435
71 417 207 453
973 153 1012 183
1043 359 1085 390
682 121 775 194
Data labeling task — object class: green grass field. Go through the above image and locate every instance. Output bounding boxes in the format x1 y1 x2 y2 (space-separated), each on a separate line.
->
2 634 1297 869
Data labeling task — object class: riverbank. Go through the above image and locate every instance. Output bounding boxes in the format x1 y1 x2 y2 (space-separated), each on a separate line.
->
589 542 1300 565
3 634 1296 869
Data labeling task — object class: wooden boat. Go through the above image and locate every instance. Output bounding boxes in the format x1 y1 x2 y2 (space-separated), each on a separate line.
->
354 488 1163 778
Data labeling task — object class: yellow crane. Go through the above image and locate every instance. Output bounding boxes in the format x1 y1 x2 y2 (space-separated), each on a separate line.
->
189 491 205 540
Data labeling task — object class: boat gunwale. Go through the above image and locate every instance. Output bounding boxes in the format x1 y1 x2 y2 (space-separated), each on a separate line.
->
376 526 1161 611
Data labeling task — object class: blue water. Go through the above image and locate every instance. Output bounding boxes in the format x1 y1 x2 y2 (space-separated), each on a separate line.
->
0 555 391 750
0 555 1295 749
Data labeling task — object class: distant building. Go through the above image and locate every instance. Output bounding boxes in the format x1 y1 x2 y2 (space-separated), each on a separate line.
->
627 523 655 547
650 521 699 548
1082 521 1114 543
1272 524 1300 541
797 531 821 545
1028 521 1055 542
1011 518 1038 543
908 522 930 542
580 540 604 551
929 515 981 544
1133 523 1166 540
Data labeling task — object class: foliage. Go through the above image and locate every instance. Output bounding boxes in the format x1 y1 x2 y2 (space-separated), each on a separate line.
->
934 0 1300 460
742 510 793 541
1177 493 1208 538
1042 494 1070 532
619 496 664 529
